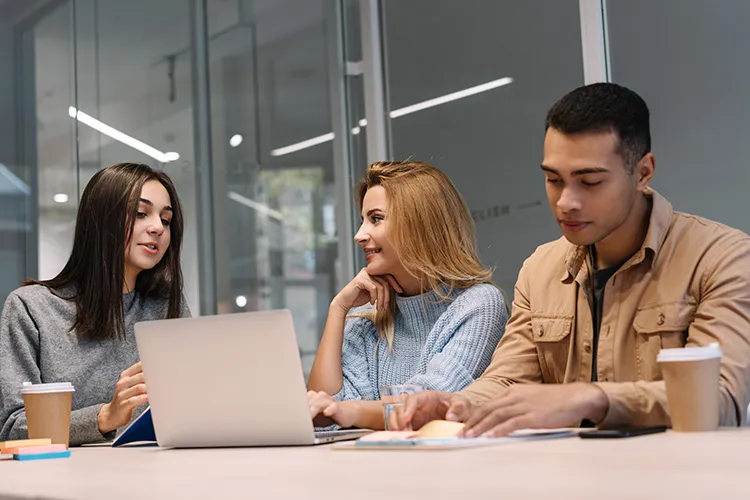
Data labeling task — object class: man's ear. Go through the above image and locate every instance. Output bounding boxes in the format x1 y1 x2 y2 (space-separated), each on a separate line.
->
636 152 655 191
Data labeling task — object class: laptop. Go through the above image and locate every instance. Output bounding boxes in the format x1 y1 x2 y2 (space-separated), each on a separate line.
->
132 309 370 447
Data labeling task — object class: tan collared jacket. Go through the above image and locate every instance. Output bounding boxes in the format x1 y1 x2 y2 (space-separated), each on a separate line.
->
463 189 750 427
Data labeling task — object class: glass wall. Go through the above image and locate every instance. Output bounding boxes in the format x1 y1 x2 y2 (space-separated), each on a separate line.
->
381 0 584 293
607 0 750 234
7 0 749 371
22 0 200 298
206 0 350 372
3 0 358 377
0 0 590 367
73 0 200 310
29 1 77 282
0 0 64 305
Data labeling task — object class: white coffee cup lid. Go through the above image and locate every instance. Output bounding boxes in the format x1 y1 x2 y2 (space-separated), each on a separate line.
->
21 382 75 394
657 343 722 362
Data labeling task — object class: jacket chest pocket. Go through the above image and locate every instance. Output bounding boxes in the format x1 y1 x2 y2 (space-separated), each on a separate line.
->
633 302 694 380
531 316 573 383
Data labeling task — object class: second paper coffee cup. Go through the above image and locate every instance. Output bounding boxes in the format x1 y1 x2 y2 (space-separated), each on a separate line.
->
657 344 721 432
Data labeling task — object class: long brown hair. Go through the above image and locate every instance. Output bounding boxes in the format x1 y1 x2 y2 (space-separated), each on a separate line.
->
356 161 494 347
25 163 184 341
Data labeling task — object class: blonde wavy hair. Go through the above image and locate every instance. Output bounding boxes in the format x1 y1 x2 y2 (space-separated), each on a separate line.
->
355 161 495 349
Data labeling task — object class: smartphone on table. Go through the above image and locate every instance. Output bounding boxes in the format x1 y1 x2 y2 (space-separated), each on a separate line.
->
579 426 667 439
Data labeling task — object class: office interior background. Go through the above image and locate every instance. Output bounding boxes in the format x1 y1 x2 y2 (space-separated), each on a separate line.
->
0 0 746 375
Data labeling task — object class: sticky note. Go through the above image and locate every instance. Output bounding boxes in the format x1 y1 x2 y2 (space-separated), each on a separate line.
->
6 444 67 455
415 420 465 439
0 438 52 452
358 421 466 444
360 431 415 442
13 450 71 461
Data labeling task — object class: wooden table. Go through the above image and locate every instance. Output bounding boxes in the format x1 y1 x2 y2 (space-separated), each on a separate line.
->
0 429 748 499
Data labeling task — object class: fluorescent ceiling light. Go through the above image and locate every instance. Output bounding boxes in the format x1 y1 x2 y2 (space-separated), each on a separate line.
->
227 191 284 221
53 193 69 203
229 134 243 147
270 77 513 157
270 132 335 157
68 107 178 163
389 77 513 118
351 118 368 135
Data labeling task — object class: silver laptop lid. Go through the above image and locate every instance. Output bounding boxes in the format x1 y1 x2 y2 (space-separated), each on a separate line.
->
135 309 316 447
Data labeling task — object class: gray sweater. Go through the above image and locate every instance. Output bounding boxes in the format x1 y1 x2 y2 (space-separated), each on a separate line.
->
0 284 190 446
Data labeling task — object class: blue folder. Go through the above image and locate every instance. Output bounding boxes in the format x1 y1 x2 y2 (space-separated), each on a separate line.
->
112 406 158 447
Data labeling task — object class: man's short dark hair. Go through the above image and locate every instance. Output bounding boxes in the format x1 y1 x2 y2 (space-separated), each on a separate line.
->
545 83 651 170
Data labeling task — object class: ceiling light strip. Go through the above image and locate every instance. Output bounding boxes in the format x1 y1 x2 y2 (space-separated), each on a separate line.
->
68 107 175 163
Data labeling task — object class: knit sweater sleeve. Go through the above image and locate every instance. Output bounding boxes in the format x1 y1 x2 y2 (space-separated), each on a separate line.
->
331 315 378 402
179 292 192 318
0 292 41 442
406 285 508 392
0 292 110 445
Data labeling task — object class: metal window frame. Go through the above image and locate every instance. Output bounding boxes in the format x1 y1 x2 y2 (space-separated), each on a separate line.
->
579 0 611 83
329 0 390 284
12 0 72 283
358 0 389 163
189 0 218 315
328 0 356 290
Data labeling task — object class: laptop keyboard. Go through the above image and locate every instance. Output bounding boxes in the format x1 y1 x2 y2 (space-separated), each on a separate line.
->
314 429 366 439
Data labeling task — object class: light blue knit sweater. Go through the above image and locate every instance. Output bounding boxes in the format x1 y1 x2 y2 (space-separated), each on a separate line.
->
333 283 507 401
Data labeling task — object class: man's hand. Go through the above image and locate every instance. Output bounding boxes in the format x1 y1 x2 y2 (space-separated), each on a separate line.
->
461 383 609 437
401 391 474 429
97 361 148 434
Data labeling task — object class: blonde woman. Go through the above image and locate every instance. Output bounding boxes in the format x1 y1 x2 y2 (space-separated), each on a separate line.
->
307 161 508 430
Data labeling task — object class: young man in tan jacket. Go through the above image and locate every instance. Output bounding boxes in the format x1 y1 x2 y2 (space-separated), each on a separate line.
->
403 83 750 436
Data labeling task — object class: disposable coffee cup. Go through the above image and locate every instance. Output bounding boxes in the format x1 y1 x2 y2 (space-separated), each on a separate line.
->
657 344 722 432
21 382 75 446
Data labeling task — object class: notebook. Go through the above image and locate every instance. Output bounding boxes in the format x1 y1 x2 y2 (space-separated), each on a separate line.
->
332 420 577 450
112 407 157 447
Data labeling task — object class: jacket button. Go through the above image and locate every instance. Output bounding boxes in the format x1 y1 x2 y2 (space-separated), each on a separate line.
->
657 313 665 326
537 325 544 337
584 342 591 353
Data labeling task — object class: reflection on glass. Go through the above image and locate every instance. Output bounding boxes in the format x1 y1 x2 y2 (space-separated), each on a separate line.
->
208 0 344 376
31 1 77 282
607 0 750 233
382 0 584 294
74 0 199 312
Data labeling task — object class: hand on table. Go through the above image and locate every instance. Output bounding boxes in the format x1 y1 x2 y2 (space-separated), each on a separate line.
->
459 383 608 437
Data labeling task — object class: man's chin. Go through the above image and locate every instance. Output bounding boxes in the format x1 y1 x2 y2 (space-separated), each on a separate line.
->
560 230 596 247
